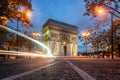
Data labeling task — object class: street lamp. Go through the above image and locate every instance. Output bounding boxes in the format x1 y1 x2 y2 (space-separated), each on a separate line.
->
31 32 41 52
96 7 114 59
26 11 31 19
96 6 107 15
32 32 41 38
16 10 31 51
82 32 90 57
111 13 114 59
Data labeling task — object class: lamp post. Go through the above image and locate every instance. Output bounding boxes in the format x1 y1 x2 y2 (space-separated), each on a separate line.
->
32 32 41 39
96 7 115 59
82 32 90 57
31 32 41 51
16 10 31 51
111 13 114 59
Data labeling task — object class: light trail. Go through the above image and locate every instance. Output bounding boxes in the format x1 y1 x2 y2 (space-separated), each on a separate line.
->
0 50 54 57
0 25 52 56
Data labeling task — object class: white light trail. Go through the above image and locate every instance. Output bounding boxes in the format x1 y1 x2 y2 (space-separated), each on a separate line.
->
0 25 52 56
0 50 54 57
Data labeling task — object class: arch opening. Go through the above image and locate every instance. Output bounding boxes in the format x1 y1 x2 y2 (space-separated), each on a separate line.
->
61 36 68 56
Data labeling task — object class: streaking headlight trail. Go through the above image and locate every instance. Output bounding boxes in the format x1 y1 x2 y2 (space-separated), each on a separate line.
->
0 50 54 57
0 25 52 56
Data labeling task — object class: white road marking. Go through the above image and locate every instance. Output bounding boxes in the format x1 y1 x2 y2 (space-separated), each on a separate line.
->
67 60 96 80
2 61 61 80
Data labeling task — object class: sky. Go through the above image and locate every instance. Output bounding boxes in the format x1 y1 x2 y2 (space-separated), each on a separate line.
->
31 0 94 31
7 0 98 52
30 0 96 52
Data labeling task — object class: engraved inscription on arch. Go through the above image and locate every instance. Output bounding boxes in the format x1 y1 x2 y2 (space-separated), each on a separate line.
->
51 32 58 38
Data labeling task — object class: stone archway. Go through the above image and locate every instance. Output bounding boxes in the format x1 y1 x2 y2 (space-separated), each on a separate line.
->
61 36 68 56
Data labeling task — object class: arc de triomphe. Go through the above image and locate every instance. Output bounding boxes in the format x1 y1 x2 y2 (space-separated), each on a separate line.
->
42 19 78 56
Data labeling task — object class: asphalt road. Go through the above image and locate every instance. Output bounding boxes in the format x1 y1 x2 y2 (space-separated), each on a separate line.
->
67 58 120 80
0 58 58 79
15 61 82 80
1 57 120 80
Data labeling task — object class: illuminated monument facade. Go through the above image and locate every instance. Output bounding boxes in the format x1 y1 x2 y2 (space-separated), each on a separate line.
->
42 19 78 56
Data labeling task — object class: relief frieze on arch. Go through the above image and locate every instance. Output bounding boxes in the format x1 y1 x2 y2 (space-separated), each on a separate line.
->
60 33 70 38
71 37 77 42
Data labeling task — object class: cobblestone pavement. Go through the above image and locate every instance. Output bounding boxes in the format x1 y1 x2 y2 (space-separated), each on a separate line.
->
15 61 83 80
0 58 58 79
68 58 120 80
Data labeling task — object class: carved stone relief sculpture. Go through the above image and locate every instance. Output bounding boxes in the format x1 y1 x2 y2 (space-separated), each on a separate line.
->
52 42 58 54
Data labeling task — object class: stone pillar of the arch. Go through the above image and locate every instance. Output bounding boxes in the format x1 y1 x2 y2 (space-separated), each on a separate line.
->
73 43 78 56
76 43 78 56
48 40 53 55
61 44 64 56
59 42 62 56
67 43 72 56
57 42 61 56
50 41 61 56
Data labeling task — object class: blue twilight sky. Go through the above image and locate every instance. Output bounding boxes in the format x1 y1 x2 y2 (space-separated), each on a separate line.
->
30 0 95 52
31 0 94 31
8 0 97 52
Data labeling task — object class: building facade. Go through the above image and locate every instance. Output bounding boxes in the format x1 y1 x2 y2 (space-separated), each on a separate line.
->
42 19 78 56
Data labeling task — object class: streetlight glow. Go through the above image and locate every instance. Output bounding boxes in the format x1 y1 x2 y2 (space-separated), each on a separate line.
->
98 9 104 14
82 31 90 57
96 6 106 15
82 32 90 37
26 11 31 18
32 32 41 37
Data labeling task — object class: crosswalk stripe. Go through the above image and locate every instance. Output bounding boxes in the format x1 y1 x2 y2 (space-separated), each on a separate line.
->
67 60 96 80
